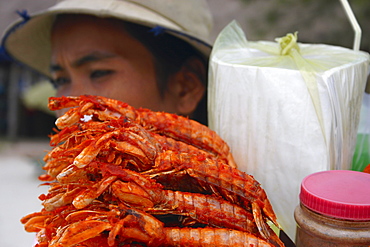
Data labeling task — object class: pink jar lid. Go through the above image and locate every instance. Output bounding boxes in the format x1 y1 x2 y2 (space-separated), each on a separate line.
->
300 170 370 220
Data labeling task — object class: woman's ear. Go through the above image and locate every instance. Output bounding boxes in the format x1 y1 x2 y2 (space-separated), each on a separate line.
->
168 57 206 116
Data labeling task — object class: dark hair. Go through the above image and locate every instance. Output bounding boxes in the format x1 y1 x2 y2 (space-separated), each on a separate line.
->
123 22 208 125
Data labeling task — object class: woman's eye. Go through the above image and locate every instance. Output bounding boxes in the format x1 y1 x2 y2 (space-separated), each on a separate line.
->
90 70 113 79
51 77 70 89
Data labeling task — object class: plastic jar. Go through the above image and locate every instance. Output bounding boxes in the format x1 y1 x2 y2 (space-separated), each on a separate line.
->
294 170 370 247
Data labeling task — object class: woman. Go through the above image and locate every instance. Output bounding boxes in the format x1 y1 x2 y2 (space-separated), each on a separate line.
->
2 0 213 124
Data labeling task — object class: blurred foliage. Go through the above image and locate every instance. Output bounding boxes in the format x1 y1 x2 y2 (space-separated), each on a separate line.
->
239 0 369 52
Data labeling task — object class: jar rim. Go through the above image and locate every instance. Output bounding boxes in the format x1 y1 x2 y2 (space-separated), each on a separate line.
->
300 170 370 220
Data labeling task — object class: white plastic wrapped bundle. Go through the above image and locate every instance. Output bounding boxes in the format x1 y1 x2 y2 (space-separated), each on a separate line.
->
208 21 370 239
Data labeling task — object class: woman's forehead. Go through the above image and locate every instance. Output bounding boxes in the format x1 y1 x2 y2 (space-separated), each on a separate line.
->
50 14 155 70
51 15 146 57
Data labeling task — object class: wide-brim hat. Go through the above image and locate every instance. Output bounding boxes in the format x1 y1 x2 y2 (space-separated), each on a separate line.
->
2 0 213 78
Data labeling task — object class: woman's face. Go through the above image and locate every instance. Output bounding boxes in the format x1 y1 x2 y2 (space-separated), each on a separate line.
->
51 15 178 115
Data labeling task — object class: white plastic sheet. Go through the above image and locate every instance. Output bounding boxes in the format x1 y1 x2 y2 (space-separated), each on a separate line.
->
208 21 370 239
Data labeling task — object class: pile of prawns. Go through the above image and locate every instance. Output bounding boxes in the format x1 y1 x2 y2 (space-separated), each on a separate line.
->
21 95 284 247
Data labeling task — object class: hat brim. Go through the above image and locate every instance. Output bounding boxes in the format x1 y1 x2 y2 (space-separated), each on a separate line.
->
3 0 212 78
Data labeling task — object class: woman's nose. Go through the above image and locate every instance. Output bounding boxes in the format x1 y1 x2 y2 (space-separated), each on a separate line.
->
68 79 88 97
56 76 91 98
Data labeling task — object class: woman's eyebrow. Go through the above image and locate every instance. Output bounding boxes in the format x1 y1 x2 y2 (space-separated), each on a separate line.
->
73 52 116 67
50 51 117 73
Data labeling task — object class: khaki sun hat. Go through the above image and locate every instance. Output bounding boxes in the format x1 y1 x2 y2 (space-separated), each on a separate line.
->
2 0 213 78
